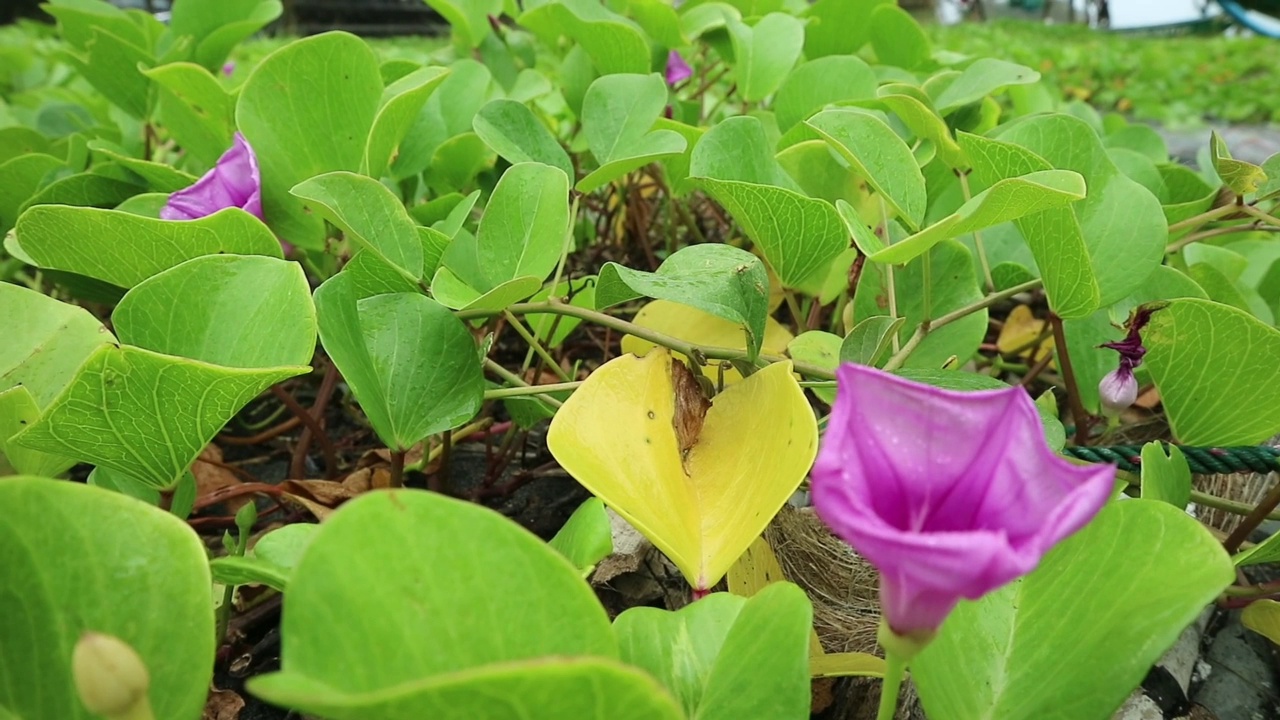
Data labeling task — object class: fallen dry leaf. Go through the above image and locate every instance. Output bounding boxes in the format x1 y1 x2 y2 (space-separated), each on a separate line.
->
996 305 1054 364
202 686 244 720
193 445 248 512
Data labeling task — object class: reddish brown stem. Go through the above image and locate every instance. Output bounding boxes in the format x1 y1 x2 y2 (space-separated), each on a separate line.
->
217 416 303 445
388 449 406 488
1224 478 1280 554
274 383 337 480
293 363 341 479
1048 313 1095 445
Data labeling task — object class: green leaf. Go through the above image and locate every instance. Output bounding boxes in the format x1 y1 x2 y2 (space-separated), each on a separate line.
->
1139 442 1191 509
0 127 51 165
87 139 198 192
853 240 986 369
596 243 770 361
869 170 1086 265
210 523 319 591
0 477 214 720
247 489 673 719
527 277 598 347
237 32 384 250
549 497 613 576
774 56 877 133
869 4 929 70
168 0 282 69
476 162 571 288
393 60 500 181
931 58 1041 115
13 346 303 489
1142 298 1280 445
21 170 143 212
807 108 926 231
1159 164 1217 226
1258 153 1280 200
0 153 64 234
840 315 905 367
473 99 575 180
802 0 891 58
615 582 812 720
689 179 848 289
143 62 236 167
519 0 650 75
60 27 155 119
291 172 424 283
578 74 687 193
12 206 283 289
1187 263 1251 314
431 271 545 312
726 13 803 103
1210 130 1266 196
364 66 451 179
786 331 841 402
877 85 966 169
313 273 484 451
689 115 796 190
424 0 502 48
1242 600 1280 646
112 255 317 369
1234 530 1280 568
912 500 1233 720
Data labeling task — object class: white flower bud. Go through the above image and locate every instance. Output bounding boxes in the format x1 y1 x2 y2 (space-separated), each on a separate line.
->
72 632 153 720
1098 367 1138 416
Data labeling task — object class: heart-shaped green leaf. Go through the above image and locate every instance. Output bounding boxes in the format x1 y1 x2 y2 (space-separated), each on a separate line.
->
870 169 1086 265
363 66 451 179
0 477 215 720
615 583 812 719
869 4 929 69
726 13 804 103
1143 298 1280 445
237 32 384 250
392 59 501 181
1209 130 1267 196
912 500 1233 720
292 172 425 284
596 243 770 360
774 56 877 133
247 489 669 718
807 108 927 231
473 98 575 181
13 206 282 289
578 74 687 193
519 0 650 75
314 272 484 451
931 58 1040 115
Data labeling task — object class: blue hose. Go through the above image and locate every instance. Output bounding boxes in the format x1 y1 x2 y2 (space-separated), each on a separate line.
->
1216 0 1280 37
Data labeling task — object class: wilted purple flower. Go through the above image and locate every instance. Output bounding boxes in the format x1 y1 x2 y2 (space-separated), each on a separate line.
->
1096 303 1162 415
221 61 235 77
160 132 262 222
666 50 692 86
811 365 1115 636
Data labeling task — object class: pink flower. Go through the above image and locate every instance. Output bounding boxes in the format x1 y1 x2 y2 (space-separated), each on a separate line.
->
161 132 262 221
1098 365 1138 415
222 61 235 77
665 50 692 87
811 365 1115 636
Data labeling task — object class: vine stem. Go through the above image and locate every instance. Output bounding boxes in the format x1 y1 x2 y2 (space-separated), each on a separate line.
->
1167 202 1239 234
1240 203 1280 229
485 358 565 408
958 171 995 292
503 309 572 382
1166 222 1278 253
876 652 906 720
881 279 1043 372
388 449 406 488
484 381 582 399
1048 313 1094 445
272 385 337 479
1223 478 1280 554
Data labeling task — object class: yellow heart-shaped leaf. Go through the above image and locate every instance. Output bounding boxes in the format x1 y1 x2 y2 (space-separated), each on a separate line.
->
547 348 818 590
621 300 794 385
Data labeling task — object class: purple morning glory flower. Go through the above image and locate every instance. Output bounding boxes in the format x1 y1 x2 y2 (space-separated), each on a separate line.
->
160 132 263 222
222 61 235 77
665 50 692 87
811 365 1115 636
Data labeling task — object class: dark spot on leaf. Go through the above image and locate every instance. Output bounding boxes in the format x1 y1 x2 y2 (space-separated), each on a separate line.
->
647 410 656 419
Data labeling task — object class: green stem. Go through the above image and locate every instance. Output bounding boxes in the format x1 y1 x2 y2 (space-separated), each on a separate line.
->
1167 202 1238 234
880 197 901 354
1239 202 1280 229
921 248 933 324
503 310 572 382
876 651 907 720
958 172 995 291
484 381 582 399
465 302 838 379
485 358 565 408
881 279 1043 372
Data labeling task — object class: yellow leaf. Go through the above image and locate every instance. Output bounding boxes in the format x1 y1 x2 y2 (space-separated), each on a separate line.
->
810 652 887 678
996 304 1053 363
621 300 794 384
547 348 818 590
1242 599 1280 646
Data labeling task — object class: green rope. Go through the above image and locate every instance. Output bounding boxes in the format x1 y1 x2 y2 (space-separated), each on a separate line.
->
1064 445 1280 476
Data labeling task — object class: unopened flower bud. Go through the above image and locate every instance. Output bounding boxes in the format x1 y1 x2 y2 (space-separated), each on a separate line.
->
1098 366 1138 416
73 632 154 720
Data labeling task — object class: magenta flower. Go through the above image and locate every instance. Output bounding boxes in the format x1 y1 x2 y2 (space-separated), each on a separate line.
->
160 132 263 222
811 365 1115 636
665 50 692 86
221 61 235 77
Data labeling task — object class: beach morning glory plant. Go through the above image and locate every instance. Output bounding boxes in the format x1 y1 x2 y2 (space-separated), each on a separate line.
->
160 132 263 222
811 364 1116 719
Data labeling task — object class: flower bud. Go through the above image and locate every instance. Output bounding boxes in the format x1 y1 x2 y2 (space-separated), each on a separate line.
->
1098 366 1138 416
72 632 154 720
